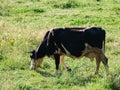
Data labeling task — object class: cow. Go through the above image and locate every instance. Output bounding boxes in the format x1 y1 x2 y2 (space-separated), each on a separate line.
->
29 26 109 75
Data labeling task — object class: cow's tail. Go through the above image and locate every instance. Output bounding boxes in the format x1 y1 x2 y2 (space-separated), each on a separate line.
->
103 38 105 53
102 29 106 54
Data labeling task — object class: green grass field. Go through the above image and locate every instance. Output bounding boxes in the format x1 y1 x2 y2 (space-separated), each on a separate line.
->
0 0 120 90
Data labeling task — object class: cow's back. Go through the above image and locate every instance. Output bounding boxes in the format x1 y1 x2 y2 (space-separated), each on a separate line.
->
85 27 105 49
52 28 86 57
52 27 105 57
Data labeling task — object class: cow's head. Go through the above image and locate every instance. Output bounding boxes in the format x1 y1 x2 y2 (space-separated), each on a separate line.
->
29 31 53 70
29 50 37 70
29 50 44 70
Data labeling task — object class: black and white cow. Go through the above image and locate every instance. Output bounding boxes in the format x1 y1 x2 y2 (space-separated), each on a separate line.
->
29 27 108 75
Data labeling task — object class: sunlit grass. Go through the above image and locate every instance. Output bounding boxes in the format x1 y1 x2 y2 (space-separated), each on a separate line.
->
0 0 120 90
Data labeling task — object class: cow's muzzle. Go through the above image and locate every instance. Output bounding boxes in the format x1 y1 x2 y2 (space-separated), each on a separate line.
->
30 59 36 70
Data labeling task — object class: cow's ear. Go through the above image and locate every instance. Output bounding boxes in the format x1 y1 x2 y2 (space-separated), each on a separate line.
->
28 50 36 59
28 50 35 53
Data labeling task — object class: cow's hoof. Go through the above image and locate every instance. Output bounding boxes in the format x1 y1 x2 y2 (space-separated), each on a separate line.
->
53 70 58 75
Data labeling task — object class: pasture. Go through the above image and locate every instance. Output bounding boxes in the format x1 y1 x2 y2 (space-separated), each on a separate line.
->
0 0 120 90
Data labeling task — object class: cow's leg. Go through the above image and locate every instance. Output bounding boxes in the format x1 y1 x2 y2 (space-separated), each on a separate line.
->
100 54 109 75
60 55 71 71
54 54 60 74
95 56 101 74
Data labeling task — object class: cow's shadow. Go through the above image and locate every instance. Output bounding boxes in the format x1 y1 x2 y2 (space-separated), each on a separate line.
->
36 70 64 78
36 69 103 86
37 71 103 86
36 69 54 77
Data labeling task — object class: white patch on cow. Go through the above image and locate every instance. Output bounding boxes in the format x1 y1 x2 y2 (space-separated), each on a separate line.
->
61 44 71 55
50 30 54 36
53 42 59 54
85 43 89 47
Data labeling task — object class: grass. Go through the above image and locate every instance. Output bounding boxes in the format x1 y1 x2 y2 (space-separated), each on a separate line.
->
0 0 120 90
